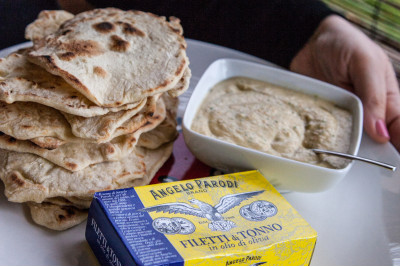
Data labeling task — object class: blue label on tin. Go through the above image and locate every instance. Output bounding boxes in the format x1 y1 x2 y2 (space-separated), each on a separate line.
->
95 188 184 266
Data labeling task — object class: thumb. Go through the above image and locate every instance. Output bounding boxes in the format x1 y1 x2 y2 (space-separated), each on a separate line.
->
350 53 389 143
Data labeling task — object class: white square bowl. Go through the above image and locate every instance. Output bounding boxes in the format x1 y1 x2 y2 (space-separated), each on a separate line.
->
182 58 363 192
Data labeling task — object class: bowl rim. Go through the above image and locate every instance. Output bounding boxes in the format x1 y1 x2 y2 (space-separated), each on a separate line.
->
182 58 364 172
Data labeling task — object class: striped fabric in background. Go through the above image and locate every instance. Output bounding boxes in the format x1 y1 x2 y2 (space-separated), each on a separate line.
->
322 0 400 81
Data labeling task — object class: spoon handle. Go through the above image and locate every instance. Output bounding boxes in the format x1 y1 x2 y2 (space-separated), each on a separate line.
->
312 149 396 171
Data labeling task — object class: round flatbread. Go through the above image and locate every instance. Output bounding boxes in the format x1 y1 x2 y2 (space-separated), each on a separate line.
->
28 8 189 107
0 142 174 204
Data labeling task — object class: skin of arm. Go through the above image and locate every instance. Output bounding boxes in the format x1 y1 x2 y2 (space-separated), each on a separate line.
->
290 15 400 152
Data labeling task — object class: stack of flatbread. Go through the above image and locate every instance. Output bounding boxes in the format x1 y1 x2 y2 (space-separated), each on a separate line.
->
0 8 190 230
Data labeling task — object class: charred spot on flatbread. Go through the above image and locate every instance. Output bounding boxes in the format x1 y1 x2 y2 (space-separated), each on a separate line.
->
10 173 25 187
59 40 104 57
120 22 145 36
92 21 115 33
58 206 76 220
61 29 72 36
28 202 88 231
65 162 78 170
59 52 75 61
105 144 115 154
110 35 130 52
93 66 107 78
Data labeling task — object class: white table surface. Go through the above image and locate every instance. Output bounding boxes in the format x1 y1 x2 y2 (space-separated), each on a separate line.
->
0 39 399 266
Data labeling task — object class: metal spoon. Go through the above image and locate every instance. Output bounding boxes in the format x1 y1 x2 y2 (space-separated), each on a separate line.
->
312 148 397 171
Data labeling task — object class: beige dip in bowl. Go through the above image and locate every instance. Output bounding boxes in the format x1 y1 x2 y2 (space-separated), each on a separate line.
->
191 77 353 169
183 59 363 192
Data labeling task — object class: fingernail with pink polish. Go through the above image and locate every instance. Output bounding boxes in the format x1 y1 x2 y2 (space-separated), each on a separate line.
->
376 120 390 139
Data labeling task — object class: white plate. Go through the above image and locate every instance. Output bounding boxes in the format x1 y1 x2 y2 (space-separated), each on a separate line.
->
1 40 400 265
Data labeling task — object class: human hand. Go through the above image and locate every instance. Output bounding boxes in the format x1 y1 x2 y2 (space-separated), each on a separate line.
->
290 15 400 152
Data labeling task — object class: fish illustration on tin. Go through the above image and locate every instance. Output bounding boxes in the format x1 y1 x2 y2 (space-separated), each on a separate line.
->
140 190 265 231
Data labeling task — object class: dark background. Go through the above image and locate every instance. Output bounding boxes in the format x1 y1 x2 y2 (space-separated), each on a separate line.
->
0 0 60 50
0 0 334 68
